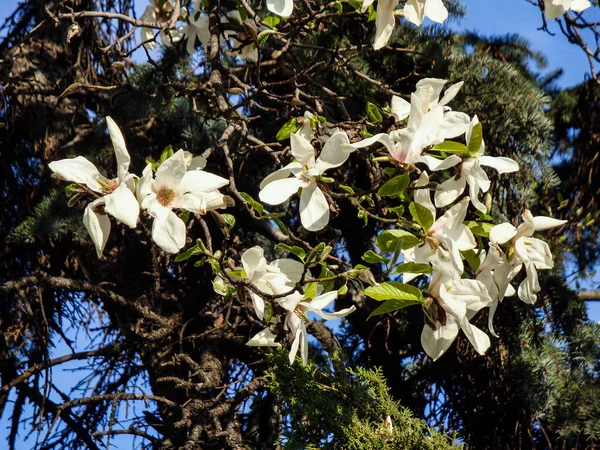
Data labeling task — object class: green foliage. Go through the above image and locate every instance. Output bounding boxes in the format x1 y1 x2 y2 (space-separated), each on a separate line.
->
267 354 457 449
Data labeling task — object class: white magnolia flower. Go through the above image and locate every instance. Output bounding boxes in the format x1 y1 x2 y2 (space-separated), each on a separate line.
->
545 0 591 20
349 79 470 170
489 210 567 304
140 0 184 50
259 131 353 231
184 10 210 54
475 245 519 337
224 11 260 62
278 291 356 365
238 246 304 320
247 328 281 347
49 117 139 258
434 115 519 212
404 195 476 274
373 0 400 50
137 150 229 254
404 0 448 26
421 251 493 360
266 0 294 17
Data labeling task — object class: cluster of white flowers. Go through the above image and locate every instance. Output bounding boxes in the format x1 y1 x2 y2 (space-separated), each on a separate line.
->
48 78 569 365
544 0 591 20
254 78 566 361
215 246 356 365
49 117 230 256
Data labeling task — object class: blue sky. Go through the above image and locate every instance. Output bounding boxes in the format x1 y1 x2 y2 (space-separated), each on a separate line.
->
1 0 599 448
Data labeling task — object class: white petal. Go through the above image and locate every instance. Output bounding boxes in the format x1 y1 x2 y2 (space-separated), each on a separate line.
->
391 95 411 120
522 237 554 270
242 246 267 283
317 305 356 320
155 150 187 190
278 292 305 314
49 157 103 192
570 0 591 12
438 82 463 107
106 117 130 182
489 222 518 245
259 177 305 205
434 175 466 209
104 183 139 228
422 154 461 171
421 318 460 361
414 172 436 219
373 0 399 50
424 0 448 23
306 291 338 311
260 162 303 190
479 156 519 174
152 209 186 254
266 0 294 17
544 1 567 19
249 292 266 320
487 299 499 337
458 317 491 356
404 0 425 26
290 133 316 167
438 112 471 140
271 259 305 283
83 199 111 259
299 183 330 231
136 164 154 205
518 262 540 304
180 170 229 193
247 328 281 347
532 216 567 231
314 131 352 174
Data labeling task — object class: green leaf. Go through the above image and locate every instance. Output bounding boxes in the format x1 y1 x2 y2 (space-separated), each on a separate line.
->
158 145 174 165
462 249 480 272
468 122 483 154
431 141 471 154
263 15 280 28
339 184 355 194
362 250 390 265
271 217 290 236
338 283 348 295
388 205 405 218
179 210 191 224
364 281 423 302
306 242 332 266
257 29 277 47
368 298 422 319
393 262 432 275
304 282 318 299
464 220 494 238
376 229 419 252
409 202 434 231
221 213 236 229
367 4 376 21
240 192 264 215
366 102 383 123
276 119 300 141
175 245 204 262
319 265 335 293
378 174 410 197
276 243 306 261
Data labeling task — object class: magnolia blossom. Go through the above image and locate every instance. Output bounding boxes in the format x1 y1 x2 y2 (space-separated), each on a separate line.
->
404 195 476 274
404 0 448 26
545 0 591 20
489 210 567 304
49 117 139 258
349 79 470 170
266 0 294 17
237 246 304 320
434 115 519 212
137 150 229 253
475 245 519 336
247 328 281 347
421 252 493 360
373 0 400 50
140 0 184 50
184 9 210 55
278 291 356 365
259 131 352 231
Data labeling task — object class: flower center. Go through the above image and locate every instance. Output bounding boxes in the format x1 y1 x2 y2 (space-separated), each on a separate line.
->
157 187 176 207
294 306 308 321
100 179 118 195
